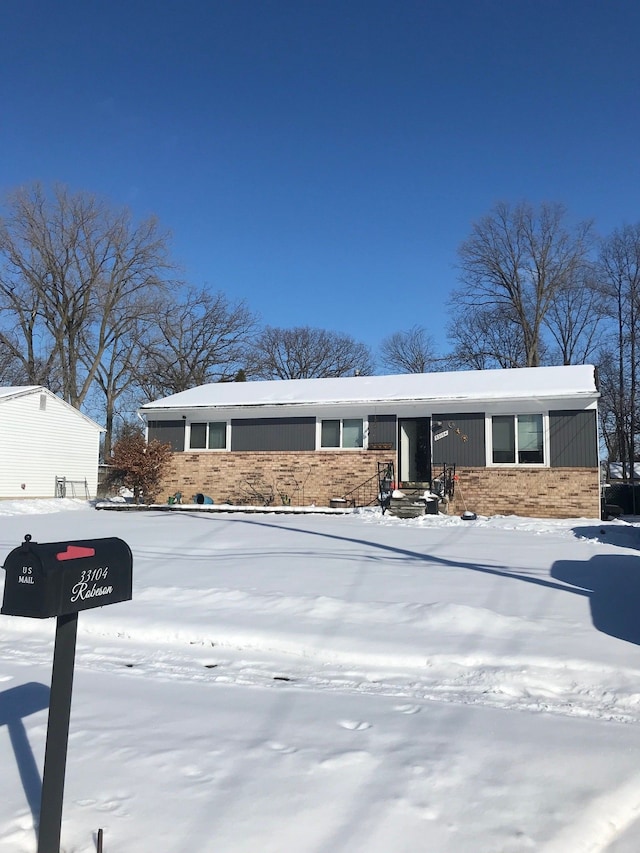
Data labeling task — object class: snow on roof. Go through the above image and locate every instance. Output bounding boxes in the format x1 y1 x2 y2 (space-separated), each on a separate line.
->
141 365 599 411
0 385 104 430
0 386 41 400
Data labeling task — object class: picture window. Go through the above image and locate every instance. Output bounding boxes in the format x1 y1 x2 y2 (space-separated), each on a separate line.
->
492 414 544 464
320 418 363 449
189 421 227 450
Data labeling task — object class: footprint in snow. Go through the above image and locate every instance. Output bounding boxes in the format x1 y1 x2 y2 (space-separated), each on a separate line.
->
267 741 297 754
95 795 131 816
338 719 371 731
394 703 421 715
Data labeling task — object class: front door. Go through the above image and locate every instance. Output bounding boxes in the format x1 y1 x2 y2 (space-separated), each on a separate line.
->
398 418 431 484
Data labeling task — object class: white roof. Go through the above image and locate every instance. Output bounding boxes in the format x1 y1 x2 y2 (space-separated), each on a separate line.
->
0 386 40 400
141 365 599 411
0 386 104 430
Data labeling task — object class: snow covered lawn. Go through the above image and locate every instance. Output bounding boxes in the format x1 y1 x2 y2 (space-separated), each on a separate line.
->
2 501 640 852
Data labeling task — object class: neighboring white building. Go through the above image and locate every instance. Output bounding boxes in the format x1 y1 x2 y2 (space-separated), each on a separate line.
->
0 387 103 499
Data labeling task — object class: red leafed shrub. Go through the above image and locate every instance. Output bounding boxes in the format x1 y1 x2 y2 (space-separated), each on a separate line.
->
106 434 172 504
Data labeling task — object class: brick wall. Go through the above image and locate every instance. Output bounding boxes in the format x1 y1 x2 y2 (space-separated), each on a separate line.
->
160 451 600 518
447 467 600 519
161 450 395 507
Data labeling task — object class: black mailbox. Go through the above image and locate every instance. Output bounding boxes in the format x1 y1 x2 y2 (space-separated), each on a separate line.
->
1 534 133 853
1 535 132 619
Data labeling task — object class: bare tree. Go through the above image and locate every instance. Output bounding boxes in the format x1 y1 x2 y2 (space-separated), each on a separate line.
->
246 326 374 379
136 286 256 399
0 329 53 386
446 305 530 370
379 325 441 373
84 307 157 458
597 347 627 464
597 224 640 477
453 201 594 367
0 250 60 387
0 183 173 407
543 265 604 365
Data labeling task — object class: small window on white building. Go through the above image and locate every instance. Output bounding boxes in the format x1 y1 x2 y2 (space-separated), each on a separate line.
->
39 393 47 411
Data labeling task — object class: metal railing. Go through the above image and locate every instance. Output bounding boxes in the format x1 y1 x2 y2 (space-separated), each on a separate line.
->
342 461 395 509
55 477 90 499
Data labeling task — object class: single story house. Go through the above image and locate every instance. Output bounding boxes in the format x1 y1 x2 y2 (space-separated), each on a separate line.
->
140 364 601 518
0 386 103 499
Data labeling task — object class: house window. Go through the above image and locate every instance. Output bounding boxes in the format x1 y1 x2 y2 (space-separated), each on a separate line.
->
492 414 544 464
321 420 340 448
343 419 364 448
320 418 363 449
189 421 227 450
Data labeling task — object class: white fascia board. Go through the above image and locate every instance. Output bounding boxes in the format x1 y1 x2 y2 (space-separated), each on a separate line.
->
141 388 600 412
41 388 105 432
142 395 599 423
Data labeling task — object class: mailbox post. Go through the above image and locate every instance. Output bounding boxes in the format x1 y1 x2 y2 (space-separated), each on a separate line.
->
1 534 132 853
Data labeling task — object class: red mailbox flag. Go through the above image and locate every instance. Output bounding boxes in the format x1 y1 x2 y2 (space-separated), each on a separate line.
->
56 545 96 561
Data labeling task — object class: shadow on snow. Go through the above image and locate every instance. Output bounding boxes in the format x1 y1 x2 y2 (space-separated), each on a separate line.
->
132 510 640 647
551 554 640 646
0 681 49 835
230 517 640 648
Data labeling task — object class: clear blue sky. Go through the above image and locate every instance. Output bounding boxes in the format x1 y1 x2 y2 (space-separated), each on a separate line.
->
2 1 639 363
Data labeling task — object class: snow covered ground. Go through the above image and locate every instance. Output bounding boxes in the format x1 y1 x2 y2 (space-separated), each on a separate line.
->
2 500 640 852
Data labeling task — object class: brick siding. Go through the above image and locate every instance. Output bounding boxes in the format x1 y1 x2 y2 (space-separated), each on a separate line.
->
159 451 600 518
161 450 395 507
447 467 600 519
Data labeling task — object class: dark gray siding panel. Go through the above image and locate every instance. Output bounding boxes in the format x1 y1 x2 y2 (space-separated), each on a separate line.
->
368 414 396 449
431 413 486 467
147 420 185 451
549 410 598 467
231 417 316 451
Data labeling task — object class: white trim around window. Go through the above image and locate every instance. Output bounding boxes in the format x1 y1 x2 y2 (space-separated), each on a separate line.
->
187 420 229 450
487 413 549 466
318 417 365 450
